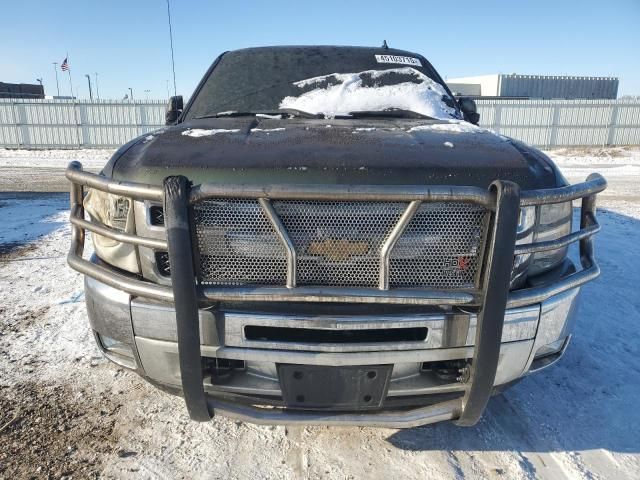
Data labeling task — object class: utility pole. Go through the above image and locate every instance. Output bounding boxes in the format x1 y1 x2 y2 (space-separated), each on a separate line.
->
94 72 100 100
129 88 133 101
52 62 60 97
166 0 177 96
85 74 93 100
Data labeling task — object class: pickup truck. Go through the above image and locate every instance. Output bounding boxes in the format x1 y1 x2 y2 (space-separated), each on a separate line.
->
65 45 606 427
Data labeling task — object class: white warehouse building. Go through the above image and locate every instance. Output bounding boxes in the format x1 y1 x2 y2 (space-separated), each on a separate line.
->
447 73 619 99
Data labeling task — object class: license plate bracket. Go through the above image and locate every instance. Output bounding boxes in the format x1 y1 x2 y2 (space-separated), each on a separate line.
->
278 364 392 410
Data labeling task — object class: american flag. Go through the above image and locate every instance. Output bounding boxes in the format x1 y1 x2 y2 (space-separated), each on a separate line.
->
61 57 69 71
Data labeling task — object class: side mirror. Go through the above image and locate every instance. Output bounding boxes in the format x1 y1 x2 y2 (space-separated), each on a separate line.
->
165 95 184 125
458 97 480 125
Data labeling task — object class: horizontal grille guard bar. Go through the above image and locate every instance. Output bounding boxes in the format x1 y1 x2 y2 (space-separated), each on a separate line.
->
70 205 168 250
200 286 477 305
190 183 496 209
65 161 606 210
65 162 604 308
64 249 598 308
514 215 600 255
520 172 606 206
204 396 462 428
66 161 164 202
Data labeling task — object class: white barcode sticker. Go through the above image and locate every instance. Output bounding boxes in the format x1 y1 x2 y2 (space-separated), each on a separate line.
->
375 54 422 67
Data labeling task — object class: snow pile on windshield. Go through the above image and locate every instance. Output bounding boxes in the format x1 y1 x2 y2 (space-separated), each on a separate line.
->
182 128 240 137
280 67 461 120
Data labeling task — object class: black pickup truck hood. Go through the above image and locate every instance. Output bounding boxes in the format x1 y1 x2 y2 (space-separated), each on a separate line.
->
109 117 561 190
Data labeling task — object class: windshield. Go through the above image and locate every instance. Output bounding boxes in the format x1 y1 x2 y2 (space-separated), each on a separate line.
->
184 47 461 120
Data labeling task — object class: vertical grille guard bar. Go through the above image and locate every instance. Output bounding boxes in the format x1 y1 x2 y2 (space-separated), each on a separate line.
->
456 180 521 426
164 176 212 422
258 198 297 288
379 200 422 290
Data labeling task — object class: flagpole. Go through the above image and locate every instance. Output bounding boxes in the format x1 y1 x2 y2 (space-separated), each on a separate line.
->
64 52 81 146
66 52 75 99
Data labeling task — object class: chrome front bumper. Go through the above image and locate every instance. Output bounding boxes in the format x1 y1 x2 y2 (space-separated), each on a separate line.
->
69 162 604 427
86 271 581 427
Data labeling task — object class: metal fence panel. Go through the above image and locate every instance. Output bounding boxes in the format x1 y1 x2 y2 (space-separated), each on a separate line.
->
1 98 639 149
0 99 166 149
476 99 640 147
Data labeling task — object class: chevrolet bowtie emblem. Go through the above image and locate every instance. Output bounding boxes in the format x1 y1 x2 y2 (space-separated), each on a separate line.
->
307 238 370 262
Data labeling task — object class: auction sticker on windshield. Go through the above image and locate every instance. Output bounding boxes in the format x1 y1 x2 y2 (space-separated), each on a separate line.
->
375 54 422 66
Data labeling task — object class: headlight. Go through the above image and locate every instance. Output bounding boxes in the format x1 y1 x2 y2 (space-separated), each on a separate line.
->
529 201 572 276
84 189 140 274
511 206 536 287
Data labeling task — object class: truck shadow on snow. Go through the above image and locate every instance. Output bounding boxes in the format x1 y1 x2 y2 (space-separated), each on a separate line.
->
0 192 68 255
387 208 640 453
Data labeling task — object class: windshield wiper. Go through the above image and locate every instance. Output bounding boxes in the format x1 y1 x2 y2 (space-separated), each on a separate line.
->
276 108 324 119
344 109 435 120
194 109 323 120
194 111 269 119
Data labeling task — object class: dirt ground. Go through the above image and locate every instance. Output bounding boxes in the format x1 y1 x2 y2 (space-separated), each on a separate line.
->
0 149 109 192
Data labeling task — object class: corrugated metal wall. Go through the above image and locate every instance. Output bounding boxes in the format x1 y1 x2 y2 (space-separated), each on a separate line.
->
476 99 640 147
1 98 640 149
498 75 619 99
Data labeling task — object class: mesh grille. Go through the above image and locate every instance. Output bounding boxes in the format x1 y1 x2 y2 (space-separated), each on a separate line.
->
194 199 286 285
390 203 489 289
192 199 489 289
273 201 406 287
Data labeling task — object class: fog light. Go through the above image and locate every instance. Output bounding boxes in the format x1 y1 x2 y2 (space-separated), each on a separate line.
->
97 333 135 366
534 337 566 359
530 336 570 372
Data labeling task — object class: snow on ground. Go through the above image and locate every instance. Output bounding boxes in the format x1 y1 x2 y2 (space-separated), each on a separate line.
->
0 147 639 479
280 67 461 119
0 148 113 169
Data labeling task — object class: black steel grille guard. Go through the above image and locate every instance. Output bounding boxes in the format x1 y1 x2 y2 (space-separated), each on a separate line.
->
65 161 606 426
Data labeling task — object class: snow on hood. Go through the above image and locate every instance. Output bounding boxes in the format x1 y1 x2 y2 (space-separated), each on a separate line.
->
251 127 286 132
256 113 283 119
279 67 461 120
408 120 508 142
182 128 240 137
408 120 484 134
